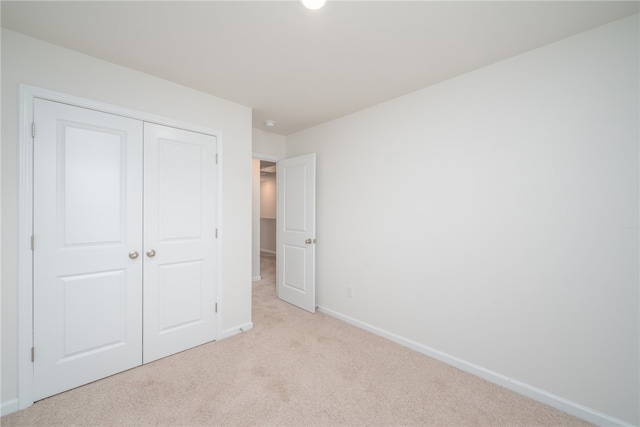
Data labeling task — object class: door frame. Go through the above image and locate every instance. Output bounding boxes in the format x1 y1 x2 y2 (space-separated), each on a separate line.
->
17 85 224 410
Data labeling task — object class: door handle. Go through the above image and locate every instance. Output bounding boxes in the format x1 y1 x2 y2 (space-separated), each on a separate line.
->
305 239 316 245
146 249 156 258
129 251 139 260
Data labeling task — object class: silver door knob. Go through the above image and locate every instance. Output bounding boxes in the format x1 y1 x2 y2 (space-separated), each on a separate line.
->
129 251 139 260
146 249 156 258
305 239 313 245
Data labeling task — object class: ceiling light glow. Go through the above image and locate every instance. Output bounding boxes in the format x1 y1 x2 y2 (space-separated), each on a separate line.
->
265 120 276 127
300 0 326 10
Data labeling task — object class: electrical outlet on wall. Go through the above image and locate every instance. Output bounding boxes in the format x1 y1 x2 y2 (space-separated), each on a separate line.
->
347 286 353 298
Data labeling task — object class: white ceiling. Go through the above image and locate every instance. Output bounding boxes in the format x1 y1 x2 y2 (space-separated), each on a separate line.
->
2 1 638 135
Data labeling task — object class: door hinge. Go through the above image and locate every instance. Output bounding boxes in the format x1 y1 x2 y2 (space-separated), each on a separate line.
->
31 347 34 362
215 303 218 313
31 122 36 139
215 228 218 239
31 235 34 251
216 153 218 164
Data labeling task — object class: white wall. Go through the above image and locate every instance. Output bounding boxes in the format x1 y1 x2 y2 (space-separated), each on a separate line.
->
286 15 639 425
1 29 253 410
260 218 277 253
260 174 277 219
253 128 286 159
260 174 277 253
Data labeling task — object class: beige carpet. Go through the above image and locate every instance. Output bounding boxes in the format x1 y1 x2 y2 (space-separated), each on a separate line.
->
2 253 591 426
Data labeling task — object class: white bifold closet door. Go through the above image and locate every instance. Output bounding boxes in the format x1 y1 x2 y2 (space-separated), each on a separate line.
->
33 99 217 400
142 122 218 364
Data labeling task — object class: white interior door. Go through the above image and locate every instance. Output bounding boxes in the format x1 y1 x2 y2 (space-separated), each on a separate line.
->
143 123 218 363
33 99 143 400
277 153 316 313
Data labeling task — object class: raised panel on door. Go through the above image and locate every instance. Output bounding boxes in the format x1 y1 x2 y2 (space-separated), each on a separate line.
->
277 154 316 313
143 123 218 363
33 99 143 400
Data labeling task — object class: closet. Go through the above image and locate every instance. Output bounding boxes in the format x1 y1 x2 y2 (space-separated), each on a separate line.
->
32 99 218 400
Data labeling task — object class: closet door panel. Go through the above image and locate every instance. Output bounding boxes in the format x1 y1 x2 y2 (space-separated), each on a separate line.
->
143 123 218 363
33 99 143 400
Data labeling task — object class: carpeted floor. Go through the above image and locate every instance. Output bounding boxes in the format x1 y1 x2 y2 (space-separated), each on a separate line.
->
2 253 591 426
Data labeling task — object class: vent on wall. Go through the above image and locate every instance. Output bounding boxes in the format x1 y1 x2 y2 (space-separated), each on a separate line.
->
260 162 276 174
260 161 276 180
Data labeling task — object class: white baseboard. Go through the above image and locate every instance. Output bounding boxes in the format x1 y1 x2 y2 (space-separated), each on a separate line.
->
252 276 262 282
317 306 634 427
220 322 254 340
1 398 19 416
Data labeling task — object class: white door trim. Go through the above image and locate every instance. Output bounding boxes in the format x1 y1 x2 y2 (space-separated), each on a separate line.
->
252 152 280 162
17 84 224 410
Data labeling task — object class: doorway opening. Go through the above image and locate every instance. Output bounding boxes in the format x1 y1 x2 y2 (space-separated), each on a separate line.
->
252 157 277 284
259 161 277 257
258 161 277 292
252 153 317 312
252 158 278 319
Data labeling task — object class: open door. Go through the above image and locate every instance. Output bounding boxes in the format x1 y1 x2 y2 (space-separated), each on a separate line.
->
277 153 316 313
